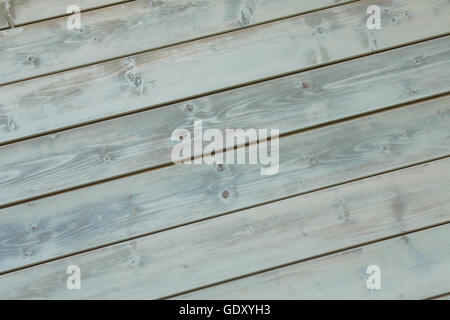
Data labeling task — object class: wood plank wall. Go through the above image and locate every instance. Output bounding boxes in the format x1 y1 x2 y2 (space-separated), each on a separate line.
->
0 0 448 299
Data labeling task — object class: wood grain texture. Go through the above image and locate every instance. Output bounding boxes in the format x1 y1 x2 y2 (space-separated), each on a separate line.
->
0 159 448 299
179 225 450 300
1 0 449 143
4 0 130 26
0 1 9 29
0 0 354 85
0 97 449 274
1 37 449 206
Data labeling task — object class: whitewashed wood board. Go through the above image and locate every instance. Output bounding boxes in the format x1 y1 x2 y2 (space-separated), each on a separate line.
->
3 0 130 26
0 159 448 299
0 0 355 84
0 97 449 273
0 1 9 29
1 37 450 206
1 0 449 144
179 225 450 300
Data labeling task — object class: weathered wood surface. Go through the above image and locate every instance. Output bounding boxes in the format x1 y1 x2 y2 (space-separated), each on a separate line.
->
0 0 448 301
0 159 448 299
0 0 355 85
0 1 9 29
1 37 449 206
1 0 449 144
179 225 450 300
0 96 449 273
3 0 130 26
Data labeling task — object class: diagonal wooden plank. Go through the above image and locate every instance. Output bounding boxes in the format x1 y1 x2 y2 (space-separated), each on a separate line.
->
0 96 449 275
0 0 356 85
0 0 449 142
1 37 450 207
0 158 449 299
5 0 131 26
178 225 450 300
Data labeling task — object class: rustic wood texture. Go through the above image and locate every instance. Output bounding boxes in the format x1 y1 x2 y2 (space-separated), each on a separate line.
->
178 225 450 300
0 0 355 85
0 1 9 29
0 96 449 274
0 0 448 300
0 0 449 145
4 0 130 26
1 37 449 207
0 158 448 299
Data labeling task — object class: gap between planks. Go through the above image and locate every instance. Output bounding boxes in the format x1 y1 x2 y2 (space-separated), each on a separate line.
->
1 98 449 294
171 224 450 300
430 293 450 300
1 154 449 277
2 34 450 202
0 0 359 87
1 0 449 146
3 74 447 272
7 0 356 28
5 0 137 27
0 0 446 300
1 32 449 148
0 91 449 211
1 156 449 298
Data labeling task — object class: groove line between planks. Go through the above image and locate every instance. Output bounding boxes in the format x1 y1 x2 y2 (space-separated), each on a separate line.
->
169 223 450 300
0 0 360 87
429 293 450 300
2 0 449 147
8 0 137 27
1 32 448 148
0 91 449 211
1 154 448 277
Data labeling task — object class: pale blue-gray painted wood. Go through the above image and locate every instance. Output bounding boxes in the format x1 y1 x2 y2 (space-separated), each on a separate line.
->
179 225 450 299
1 0 449 145
0 0 355 85
0 96 449 274
0 158 448 299
1 36 449 207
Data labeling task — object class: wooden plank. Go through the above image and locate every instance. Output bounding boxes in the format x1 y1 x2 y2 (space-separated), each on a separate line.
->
0 1 449 136
178 225 450 300
8 37 450 202
0 96 449 274
434 294 450 300
2 37 450 206
0 158 449 299
0 0 355 85
0 1 9 29
5 0 130 26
